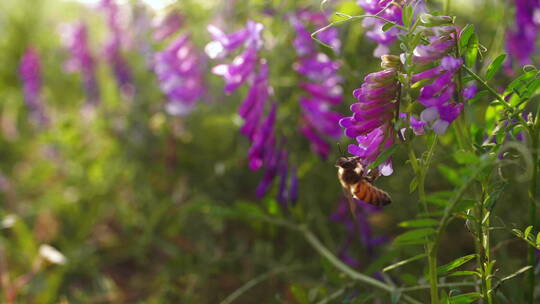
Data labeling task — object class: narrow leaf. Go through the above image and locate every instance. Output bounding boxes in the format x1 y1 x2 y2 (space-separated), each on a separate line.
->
536 232 540 246
447 270 481 278
383 253 427 272
465 34 479 67
399 219 439 228
449 292 482 304
382 22 395 32
524 225 533 239
393 228 436 245
453 150 479 165
437 254 477 275
485 54 507 81
438 165 462 186
459 25 475 53
367 144 398 170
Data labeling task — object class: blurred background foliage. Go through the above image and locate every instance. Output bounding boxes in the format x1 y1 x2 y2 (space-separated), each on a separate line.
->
0 0 535 303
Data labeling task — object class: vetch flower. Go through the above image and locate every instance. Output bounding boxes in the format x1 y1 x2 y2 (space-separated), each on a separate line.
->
505 0 540 68
100 0 134 94
154 34 206 116
19 48 47 125
339 55 400 175
414 56 464 134
59 22 100 105
207 22 297 205
206 21 263 93
357 0 404 57
358 0 425 57
291 11 343 158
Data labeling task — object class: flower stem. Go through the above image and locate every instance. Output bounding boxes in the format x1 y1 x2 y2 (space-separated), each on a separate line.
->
526 106 540 304
461 65 513 111
406 136 439 303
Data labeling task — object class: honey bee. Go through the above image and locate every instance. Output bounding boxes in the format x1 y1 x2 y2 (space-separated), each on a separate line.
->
336 156 391 215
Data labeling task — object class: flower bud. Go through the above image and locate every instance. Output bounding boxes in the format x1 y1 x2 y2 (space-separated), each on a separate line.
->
420 14 454 26
380 55 402 69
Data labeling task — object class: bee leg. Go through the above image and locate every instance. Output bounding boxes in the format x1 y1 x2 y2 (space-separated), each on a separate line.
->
366 168 380 182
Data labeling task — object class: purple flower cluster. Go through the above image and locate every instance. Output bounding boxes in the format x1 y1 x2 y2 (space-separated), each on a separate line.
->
100 0 133 93
18 48 47 125
59 22 100 105
358 0 404 57
413 56 464 134
408 26 475 135
505 0 540 69
206 21 297 205
154 32 206 116
291 11 343 159
339 56 401 175
331 199 388 267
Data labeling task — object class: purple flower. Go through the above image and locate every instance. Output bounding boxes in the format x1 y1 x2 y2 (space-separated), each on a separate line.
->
153 12 183 41
206 21 263 93
339 56 400 174
505 0 540 68
413 56 464 134
357 0 404 56
207 22 297 205
292 11 343 158
412 33 455 65
410 115 426 135
19 48 47 125
59 22 100 104
154 34 206 116
358 0 425 57
100 0 134 94
463 84 477 101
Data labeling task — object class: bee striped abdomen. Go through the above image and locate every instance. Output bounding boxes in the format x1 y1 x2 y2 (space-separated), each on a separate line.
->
352 180 391 207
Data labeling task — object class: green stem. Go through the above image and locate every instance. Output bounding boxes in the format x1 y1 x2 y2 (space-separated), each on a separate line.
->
526 107 539 304
220 265 302 304
461 66 513 111
475 191 491 303
406 136 439 303
299 225 422 304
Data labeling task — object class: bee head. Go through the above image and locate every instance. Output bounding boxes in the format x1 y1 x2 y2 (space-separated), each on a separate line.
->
335 157 360 169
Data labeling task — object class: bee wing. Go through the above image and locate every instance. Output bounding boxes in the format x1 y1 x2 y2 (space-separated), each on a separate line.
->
342 187 357 219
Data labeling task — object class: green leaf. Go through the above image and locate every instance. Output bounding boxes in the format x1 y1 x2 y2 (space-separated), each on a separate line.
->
393 228 436 245
383 253 427 272
465 34 479 67
485 54 507 81
367 144 398 170
437 254 477 275
524 225 533 239
525 77 540 97
459 25 475 53
399 219 439 228
402 4 413 27
382 22 395 32
453 150 479 165
449 292 482 304
409 176 418 193
438 165 462 186
454 200 476 213
536 232 540 246
447 271 481 278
